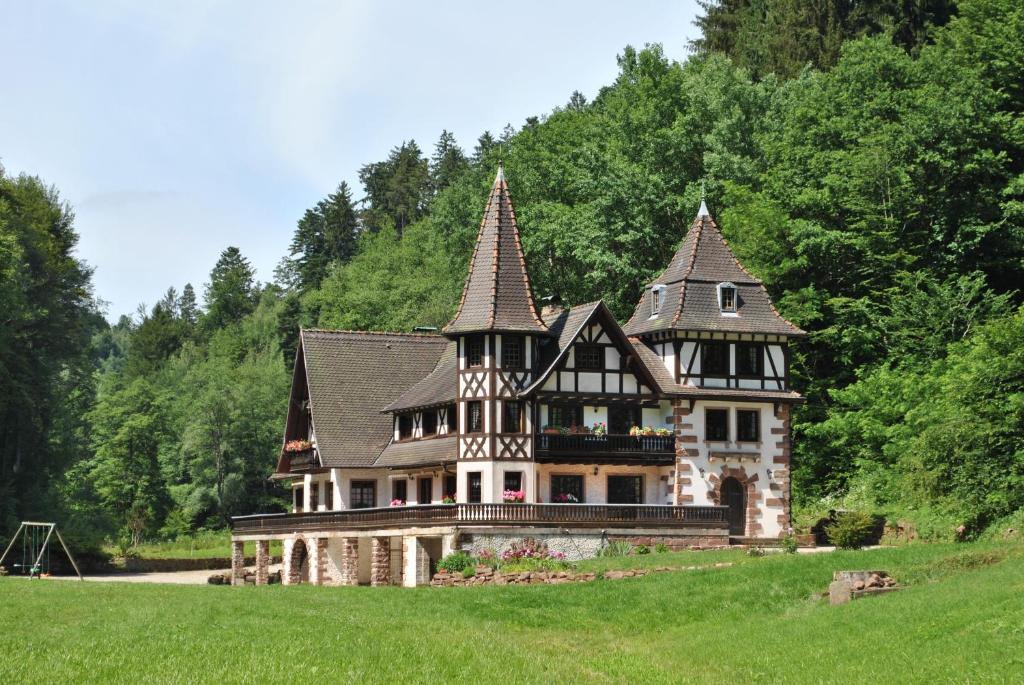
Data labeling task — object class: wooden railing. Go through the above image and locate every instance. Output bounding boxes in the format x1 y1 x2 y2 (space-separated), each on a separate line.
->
535 433 675 456
232 503 728 535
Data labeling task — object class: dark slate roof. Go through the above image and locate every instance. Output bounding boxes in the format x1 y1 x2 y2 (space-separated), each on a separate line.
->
384 341 457 412
374 436 457 468
623 209 805 337
443 165 550 336
300 329 449 468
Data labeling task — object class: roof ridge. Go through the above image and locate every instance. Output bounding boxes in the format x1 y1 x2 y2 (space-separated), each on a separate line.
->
301 328 446 339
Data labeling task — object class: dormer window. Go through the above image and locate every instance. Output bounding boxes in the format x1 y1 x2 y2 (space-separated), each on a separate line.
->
398 414 413 440
717 282 737 313
650 284 667 317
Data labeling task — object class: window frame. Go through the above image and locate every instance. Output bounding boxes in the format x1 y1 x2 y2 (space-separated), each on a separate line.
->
444 474 457 500
574 344 604 371
446 404 458 432
350 480 377 509
421 410 438 436
503 471 523 493
701 342 730 376
550 474 585 503
501 335 524 370
466 335 484 368
502 400 524 434
736 409 760 443
705 408 729 442
324 481 334 510
392 479 407 504
418 476 433 504
294 486 304 513
735 343 763 377
398 413 414 440
549 404 583 429
467 472 483 504
607 475 644 505
718 282 738 313
650 284 666 316
466 400 483 433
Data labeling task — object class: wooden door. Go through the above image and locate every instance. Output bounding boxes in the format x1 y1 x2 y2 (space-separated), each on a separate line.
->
721 477 746 535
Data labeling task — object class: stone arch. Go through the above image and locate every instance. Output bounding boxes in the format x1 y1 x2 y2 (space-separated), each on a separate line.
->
706 465 762 538
285 537 310 585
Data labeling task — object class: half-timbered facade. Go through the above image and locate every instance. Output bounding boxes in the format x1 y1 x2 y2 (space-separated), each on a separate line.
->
231 171 806 587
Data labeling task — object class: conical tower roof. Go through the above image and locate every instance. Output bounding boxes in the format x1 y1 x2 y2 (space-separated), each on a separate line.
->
623 204 805 337
444 165 549 336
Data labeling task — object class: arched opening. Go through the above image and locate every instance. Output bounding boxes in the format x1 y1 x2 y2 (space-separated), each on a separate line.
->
720 477 746 536
288 538 309 584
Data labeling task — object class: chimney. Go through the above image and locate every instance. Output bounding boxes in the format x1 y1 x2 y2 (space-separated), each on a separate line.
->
540 294 564 320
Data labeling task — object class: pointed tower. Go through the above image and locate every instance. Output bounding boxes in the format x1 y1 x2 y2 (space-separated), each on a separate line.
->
624 202 805 539
444 165 549 502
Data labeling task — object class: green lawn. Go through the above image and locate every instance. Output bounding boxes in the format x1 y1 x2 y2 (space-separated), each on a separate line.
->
102 530 281 560
1 542 1021 684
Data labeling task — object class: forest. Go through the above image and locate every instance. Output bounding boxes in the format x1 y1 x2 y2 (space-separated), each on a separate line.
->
1 0 1021 551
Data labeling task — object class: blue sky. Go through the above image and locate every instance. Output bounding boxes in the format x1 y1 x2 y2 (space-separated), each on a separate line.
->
1 1 700 321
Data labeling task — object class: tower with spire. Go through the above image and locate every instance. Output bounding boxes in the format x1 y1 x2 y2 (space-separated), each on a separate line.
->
443 163 550 501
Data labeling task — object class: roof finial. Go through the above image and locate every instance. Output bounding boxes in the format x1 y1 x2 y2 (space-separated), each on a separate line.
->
495 159 504 184
698 180 709 217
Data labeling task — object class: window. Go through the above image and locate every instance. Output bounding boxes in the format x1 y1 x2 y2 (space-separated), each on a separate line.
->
467 472 482 503
504 471 523 492
701 342 729 376
503 401 524 433
609 405 641 435
294 486 304 512
575 344 604 370
446 404 458 432
392 479 407 503
466 401 483 433
706 408 729 442
350 480 376 509
718 282 737 312
737 410 760 442
444 475 457 499
608 475 643 504
650 284 666 316
421 410 437 436
398 414 413 439
418 477 433 504
736 343 763 376
549 404 583 429
551 475 584 503
310 483 319 511
467 335 484 367
501 335 524 369
325 481 334 510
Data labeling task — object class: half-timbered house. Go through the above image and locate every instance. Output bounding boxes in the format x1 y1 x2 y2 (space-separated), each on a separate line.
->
231 168 805 586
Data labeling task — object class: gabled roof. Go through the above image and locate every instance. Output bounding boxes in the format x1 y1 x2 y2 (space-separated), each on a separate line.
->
384 340 457 413
520 301 660 396
289 329 449 469
623 207 805 337
443 165 550 336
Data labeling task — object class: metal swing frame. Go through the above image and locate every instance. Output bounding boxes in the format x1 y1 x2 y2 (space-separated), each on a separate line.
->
0 521 83 581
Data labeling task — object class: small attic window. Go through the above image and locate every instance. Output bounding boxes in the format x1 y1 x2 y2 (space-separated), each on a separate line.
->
718 282 737 313
650 284 667 317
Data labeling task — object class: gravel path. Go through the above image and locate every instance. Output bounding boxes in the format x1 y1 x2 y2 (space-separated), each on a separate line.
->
43 565 282 585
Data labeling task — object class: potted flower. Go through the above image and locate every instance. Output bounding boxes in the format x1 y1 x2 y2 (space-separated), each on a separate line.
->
655 427 672 437
390 498 406 507
441 495 456 504
542 424 560 435
629 425 641 437
591 421 607 437
554 493 579 503
283 439 313 453
558 426 571 436
502 489 525 503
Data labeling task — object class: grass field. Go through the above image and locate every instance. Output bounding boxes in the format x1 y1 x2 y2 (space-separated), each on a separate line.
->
1 542 1021 684
101 530 282 560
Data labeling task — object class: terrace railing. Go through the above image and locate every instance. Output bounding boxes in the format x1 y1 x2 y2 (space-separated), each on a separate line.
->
535 432 675 459
232 503 728 536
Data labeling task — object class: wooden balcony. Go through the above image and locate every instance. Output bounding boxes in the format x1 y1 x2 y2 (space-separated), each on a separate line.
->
534 432 675 464
232 503 728 536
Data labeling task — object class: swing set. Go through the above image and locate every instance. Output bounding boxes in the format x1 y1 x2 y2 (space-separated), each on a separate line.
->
0 522 83 580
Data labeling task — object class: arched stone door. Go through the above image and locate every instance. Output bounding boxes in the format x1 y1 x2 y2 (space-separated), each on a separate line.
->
286 538 310 584
720 477 746 536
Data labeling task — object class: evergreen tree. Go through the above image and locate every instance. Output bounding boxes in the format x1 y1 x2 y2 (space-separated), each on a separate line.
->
472 131 497 166
288 181 360 291
203 247 256 331
430 130 469 194
179 283 199 326
358 141 431 235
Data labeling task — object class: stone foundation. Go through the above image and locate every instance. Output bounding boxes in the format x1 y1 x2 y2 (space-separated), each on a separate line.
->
339 537 359 586
255 540 269 585
456 530 728 560
230 541 245 586
371 537 390 586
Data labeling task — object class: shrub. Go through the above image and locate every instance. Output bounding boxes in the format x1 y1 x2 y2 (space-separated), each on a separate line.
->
654 543 669 554
437 551 474 574
500 557 572 573
827 511 877 549
746 546 766 557
461 566 476 579
634 544 650 555
780 534 798 554
600 541 633 557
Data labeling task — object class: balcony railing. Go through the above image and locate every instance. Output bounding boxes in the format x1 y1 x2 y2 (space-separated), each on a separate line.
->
232 503 728 536
284 449 316 471
535 432 675 460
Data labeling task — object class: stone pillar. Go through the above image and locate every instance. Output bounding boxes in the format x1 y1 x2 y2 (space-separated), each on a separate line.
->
402 536 432 587
340 537 359 586
773 403 793 534
230 540 245 586
673 400 697 504
309 537 328 586
255 540 270 585
371 537 390 586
